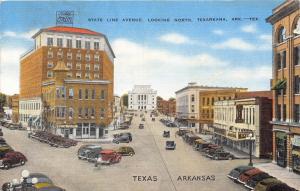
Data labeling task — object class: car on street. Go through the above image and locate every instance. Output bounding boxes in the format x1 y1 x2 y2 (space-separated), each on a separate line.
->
0 151 27 169
7 123 23 130
227 166 255 181
254 178 282 191
139 123 144 129
244 172 273 190
113 132 132 142
0 128 3 136
237 168 264 184
163 131 170 138
210 152 234 160
265 182 297 191
205 148 224 157
166 122 177 127
96 149 122 165
141 118 145 121
77 144 102 160
0 137 7 145
152 118 155 121
165 141 176 150
116 146 135 156
113 134 131 144
193 139 207 151
118 125 130 130
176 128 192 136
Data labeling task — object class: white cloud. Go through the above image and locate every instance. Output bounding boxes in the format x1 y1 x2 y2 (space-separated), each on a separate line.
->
0 47 26 94
241 24 257 33
159 33 194 45
1 28 39 40
112 38 270 98
212 29 224 35
211 38 256 51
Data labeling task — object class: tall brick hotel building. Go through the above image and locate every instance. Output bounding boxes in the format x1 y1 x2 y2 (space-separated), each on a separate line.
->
267 0 300 173
19 26 115 139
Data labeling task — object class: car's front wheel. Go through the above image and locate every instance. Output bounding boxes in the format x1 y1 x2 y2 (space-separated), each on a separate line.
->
214 156 218 160
20 160 25 165
3 163 10 170
129 152 134 156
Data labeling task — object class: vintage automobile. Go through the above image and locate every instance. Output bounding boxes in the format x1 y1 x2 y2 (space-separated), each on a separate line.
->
237 168 264 184
113 132 132 142
77 145 102 160
166 122 177 127
193 139 207 151
210 152 234 160
227 166 255 181
0 151 27 169
139 124 144 129
113 134 131 144
244 172 273 190
118 124 130 130
205 148 224 158
163 131 170 138
0 148 13 160
96 149 122 165
116 146 135 156
265 183 297 191
0 137 7 145
176 128 192 136
254 178 282 191
0 128 3 136
141 118 145 121
7 123 23 130
165 141 176 150
183 133 200 145
152 118 155 121
201 144 222 153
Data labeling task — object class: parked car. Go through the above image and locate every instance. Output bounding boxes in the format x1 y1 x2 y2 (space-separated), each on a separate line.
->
244 172 273 190
0 137 7 145
113 132 132 142
139 124 144 129
210 152 234 160
96 149 122 165
163 131 170 138
227 166 255 181
166 122 177 127
193 139 207 150
86 149 104 163
141 118 145 121
165 141 176 150
205 148 224 158
116 146 135 156
266 183 297 191
237 168 264 184
176 128 192 136
254 178 282 191
152 118 155 121
0 147 13 160
7 123 23 130
113 134 131 144
77 145 102 160
118 125 130 130
0 151 27 169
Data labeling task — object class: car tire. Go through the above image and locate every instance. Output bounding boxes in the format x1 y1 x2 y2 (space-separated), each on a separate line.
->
129 152 134 157
3 163 10 170
214 156 218 160
116 141 119 144
228 157 233 160
20 160 25 165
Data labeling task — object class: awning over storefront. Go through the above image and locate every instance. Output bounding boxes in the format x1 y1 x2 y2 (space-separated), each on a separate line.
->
271 79 286 90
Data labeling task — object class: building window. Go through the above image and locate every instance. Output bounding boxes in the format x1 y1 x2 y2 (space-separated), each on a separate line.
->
295 46 300 66
57 50 63 58
85 41 90 50
79 89 82 99
76 72 81 79
76 63 81 70
67 72 72 78
85 54 91 61
295 76 300 94
276 51 286 69
67 62 72 69
55 107 66 118
277 104 281 120
101 90 105 99
91 89 95 99
85 73 90 79
85 64 90 71
69 108 74 118
76 53 81 61
94 73 99 79
278 27 286 43
283 104 286 121
47 71 53 78
295 104 300 123
191 95 195 102
94 42 99 50
48 51 53 58
212 97 214 105
47 61 54 68
69 88 74 99
57 38 63 47
85 89 89 99
94 64 100 71
94 55 100 62
85 107 89 117
91 108 95 117
76 40 81 49
207 98 210 105
78 108 82 118
47 38 53 46
67 39 72 48
100 108 105 118
67 52 72 60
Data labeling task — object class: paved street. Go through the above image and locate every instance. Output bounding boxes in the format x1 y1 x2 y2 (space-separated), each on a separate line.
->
0 113 260 191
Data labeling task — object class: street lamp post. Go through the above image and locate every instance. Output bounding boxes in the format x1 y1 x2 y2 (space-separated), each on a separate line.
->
248 133 253 166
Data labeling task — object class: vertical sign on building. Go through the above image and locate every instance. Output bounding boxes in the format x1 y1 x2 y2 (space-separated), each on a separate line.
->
56 11 74 26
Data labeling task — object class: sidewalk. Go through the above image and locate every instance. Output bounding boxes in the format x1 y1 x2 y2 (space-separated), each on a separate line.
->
254 162 300 190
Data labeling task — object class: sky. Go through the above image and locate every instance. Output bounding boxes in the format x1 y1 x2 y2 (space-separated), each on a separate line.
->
0 0 283 99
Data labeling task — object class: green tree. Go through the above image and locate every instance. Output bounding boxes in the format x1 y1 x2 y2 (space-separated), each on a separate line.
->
168 97 175 101
0 93 6 113
157 96 163 101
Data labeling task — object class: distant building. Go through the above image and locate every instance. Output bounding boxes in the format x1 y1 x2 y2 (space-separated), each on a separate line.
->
11 94 19 123
157 97 176 116
114 95 121 114
175 82 243 128
267 0 300 171
128 85 157 111
213 92 272 158
19 26 115 139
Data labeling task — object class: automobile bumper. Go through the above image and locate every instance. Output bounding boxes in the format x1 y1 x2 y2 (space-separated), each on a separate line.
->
237 179 246 184
244 184 254 190
226 174 237 180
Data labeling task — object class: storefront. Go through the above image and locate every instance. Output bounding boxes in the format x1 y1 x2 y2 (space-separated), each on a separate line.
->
292 135 300 174
275 131 287 168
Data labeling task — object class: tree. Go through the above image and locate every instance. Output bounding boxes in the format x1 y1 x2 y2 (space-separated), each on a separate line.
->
157 96 163 101
0 93 6 113
168 97 175 101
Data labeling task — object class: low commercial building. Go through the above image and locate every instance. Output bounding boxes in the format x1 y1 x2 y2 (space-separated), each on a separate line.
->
199 89 247 133
157 97 176 116
128 85 157 111
213 93 272 158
